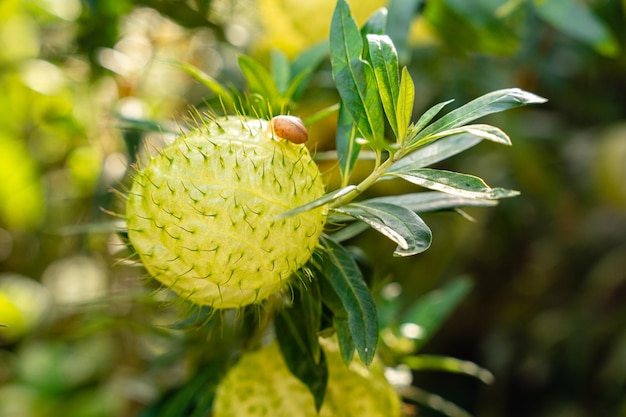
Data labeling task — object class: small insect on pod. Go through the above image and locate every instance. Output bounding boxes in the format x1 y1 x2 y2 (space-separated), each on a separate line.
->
270 115 309 144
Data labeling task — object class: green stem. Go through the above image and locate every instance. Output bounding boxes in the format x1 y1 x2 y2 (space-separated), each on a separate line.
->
329 149 398 208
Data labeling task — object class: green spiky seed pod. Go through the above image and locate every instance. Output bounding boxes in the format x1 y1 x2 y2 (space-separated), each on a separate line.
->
213 338 401 417
125 116 326 309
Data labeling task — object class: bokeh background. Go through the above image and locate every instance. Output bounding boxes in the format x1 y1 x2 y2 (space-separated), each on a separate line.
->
1 0 625 416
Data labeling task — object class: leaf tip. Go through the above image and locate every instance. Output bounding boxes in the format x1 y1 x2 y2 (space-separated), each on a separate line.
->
509 88 548 105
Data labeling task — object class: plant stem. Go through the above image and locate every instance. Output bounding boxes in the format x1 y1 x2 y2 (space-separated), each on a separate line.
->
329 149 399 208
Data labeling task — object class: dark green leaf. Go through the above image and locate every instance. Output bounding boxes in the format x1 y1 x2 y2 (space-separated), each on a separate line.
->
276 286 327 411
334 317 355 365
336 104 361 185
360 7 387 60
385 168 520 199
330 191 498 242
333 201 432 256
318 265 356 365
330 0 385 148
533 0 619 57
402 277 472 350
320 236 378 365
397 66 415 141
277 185 357 219
367 34 400 138
301 281 323 359
390 133 483 172
330 0 363 80
411 88 546 145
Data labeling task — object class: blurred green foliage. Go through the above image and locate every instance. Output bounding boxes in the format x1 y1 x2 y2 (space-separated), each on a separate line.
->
0 0 625 417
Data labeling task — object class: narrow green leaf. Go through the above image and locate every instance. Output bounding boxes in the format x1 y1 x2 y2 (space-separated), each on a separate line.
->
402 277 472 350
361 7 388 36
303 103 340 126
277 185 357 219
270 49 291 93
330 0 364 83
333 201 432 256
416 124 511 148
330 0 385 148
360 7 388 61
366 192 498 212
276 286 327 411
237 55 281 102
334 317 356 365
284 70 312 103
318 264 356 365
412 88 547 144
402 355 494 384
289 41 329 100
303 282 323 359
320 236 378 365
169 60 235 108
390 133 483 172
397 67 415 141
411 99 454 137
367 34 400 138
385 168 520 199
291 41 329 79
533 0 620 57
336 103 362 186
330 192 498 243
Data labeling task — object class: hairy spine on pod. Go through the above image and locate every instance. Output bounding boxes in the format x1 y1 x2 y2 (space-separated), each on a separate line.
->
125 116 327 309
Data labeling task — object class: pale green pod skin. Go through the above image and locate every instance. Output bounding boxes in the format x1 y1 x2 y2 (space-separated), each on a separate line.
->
126 117 326 308
213 338 401 417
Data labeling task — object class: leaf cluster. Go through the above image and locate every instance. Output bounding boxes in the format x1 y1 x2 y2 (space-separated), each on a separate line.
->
271 0 546 410
127 1 546 414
